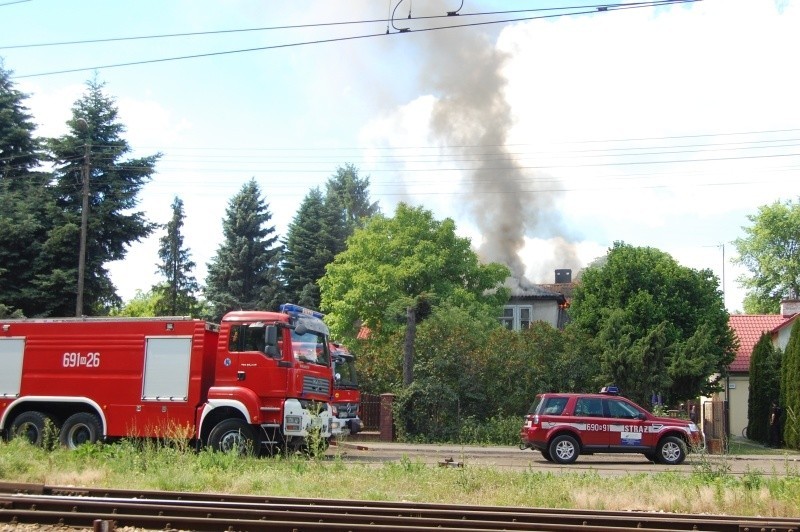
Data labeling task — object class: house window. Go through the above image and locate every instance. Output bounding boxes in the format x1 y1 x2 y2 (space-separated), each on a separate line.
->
500 307 514 330
499 305 533 331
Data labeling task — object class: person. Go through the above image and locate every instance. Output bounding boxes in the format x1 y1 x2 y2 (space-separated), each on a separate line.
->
769 401 782 448
689 403 698 424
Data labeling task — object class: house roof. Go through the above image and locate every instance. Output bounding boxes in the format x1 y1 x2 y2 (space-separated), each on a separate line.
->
727 314 791 372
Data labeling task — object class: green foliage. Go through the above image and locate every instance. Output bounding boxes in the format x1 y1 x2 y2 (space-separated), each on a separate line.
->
0 64 51 316
782 318 800 449
204 179 283 321
110 289 161 317
153 196 200 316
394 378 461 442
281 188 342 309
40 77 159 316
747 333 781 443
568 242 736 406
320 202 510 387
325 163 380 234
733 198 800 313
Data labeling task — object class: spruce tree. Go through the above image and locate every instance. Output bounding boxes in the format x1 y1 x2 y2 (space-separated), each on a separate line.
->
43 77 159 316
204 179 283 321
0 64 51 317
153 196 199 316
281 188 342 309
324 163 380 252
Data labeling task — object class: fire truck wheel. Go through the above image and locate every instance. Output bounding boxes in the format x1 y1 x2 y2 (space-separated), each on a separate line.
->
10 411 53 446
656 436 687 465
59 413 102 449
208 419 257 456
549 434 580 464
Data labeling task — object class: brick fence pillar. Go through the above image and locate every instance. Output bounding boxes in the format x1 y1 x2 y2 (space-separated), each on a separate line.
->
379 393 395 442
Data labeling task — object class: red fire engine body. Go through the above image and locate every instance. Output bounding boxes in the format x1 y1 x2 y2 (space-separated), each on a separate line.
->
0 304 335 454
329 342 362 436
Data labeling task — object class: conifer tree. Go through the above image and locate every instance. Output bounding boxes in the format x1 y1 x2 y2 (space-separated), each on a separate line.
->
204 179 283 321
43 77 159 316
747 333 781 443
153 196 199 316
0 63 49 317
781 319 800 448
281 188 342 309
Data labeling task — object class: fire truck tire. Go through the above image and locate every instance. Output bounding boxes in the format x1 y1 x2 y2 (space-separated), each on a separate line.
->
549 434 579 464
207 419 257 455
10 411 52 446
59 412 102 449
656 436 687 465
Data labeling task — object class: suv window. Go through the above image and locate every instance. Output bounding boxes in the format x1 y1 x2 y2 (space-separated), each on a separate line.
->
607 398 642 419
574 397 603 417
540 397 568 415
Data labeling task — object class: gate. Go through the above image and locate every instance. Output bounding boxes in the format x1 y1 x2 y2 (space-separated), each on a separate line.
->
702 400 728 453
360 393 381 431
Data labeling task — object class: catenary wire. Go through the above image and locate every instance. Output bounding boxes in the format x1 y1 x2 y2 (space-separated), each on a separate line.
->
11 0 699 79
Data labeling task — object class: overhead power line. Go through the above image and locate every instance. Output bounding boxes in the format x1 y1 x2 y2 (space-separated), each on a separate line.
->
11 0 700 79
0 2 694 50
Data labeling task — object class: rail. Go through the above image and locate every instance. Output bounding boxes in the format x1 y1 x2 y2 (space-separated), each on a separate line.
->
0 482 797 531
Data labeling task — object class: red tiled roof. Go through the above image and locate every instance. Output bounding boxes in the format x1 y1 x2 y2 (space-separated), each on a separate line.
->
727 314 791 372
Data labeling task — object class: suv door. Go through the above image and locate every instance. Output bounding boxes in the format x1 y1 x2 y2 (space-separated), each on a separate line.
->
572 396 609 451
605 397 649 451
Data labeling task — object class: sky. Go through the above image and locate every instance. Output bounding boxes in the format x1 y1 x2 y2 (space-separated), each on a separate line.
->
2 0 800 313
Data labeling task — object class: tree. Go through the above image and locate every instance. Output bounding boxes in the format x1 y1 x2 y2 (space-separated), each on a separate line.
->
746 333 781 443
325 163 380 239
568 242 736 406
281 188 342 309
0 63 52 316
153 196 199 316
782 319 800 449
733 199 800 314
204 179 283 321
43 77 159 316
319 202 510 386
109 289 159 317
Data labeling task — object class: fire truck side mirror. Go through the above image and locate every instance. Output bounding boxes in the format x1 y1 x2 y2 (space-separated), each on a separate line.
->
264 326 280 358
294 323 308 335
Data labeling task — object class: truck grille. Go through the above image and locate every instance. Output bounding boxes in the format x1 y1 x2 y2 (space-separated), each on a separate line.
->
303 376 330 396
334 402 358 418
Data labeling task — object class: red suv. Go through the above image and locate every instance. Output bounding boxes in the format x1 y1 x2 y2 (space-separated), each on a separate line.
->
519 388 703 465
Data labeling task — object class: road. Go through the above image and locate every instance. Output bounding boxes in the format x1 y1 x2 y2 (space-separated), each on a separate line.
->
330 440 800 476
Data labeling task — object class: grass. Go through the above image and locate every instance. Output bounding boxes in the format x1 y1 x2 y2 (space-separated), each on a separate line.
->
1 438 799 518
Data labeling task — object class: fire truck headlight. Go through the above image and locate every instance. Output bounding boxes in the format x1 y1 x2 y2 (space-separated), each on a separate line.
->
286 415 302 431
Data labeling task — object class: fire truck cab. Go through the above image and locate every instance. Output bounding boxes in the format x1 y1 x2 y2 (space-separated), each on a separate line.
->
329 342 362 437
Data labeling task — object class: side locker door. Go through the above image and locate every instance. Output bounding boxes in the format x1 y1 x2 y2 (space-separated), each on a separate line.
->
0 337 25 399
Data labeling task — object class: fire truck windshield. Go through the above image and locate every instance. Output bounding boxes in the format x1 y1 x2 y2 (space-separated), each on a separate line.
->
334 356 358 388
290 329 329 366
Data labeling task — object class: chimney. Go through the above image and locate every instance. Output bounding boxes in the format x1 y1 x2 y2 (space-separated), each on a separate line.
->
555 269 572 284
780 299 800 318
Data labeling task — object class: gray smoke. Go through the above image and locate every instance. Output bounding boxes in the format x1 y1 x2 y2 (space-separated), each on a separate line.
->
416 6 581 287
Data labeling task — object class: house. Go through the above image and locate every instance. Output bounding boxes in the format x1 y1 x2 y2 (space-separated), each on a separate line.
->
720 300 799 438
501 269 575 330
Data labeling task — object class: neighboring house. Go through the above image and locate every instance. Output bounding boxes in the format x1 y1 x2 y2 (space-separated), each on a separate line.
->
717 300 799 438
501 269 575 330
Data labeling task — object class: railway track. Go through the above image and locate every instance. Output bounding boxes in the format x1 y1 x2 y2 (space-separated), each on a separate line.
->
0 482 797 531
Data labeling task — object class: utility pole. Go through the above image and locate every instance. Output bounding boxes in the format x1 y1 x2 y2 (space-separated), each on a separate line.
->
76 118 90 317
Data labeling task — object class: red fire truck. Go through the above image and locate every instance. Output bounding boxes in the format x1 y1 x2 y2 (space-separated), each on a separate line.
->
0 304 336 455
329 342 362 437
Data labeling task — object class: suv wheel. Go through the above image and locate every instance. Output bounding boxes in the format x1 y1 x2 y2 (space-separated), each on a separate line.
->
657 436 687 465
549 434 579 464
